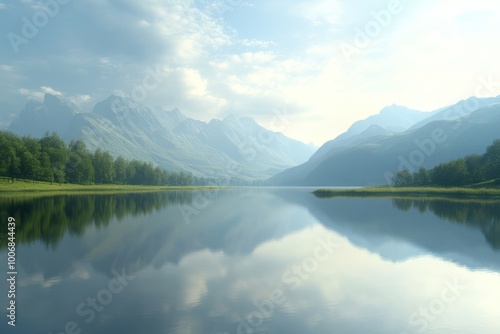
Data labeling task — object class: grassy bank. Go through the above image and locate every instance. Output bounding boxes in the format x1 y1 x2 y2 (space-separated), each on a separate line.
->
313 186 500 199
0 178 224 197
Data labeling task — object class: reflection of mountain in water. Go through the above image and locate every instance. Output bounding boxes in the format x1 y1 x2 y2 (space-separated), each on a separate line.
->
392 198 500 250
1 189 310 279
5 189 499 281
0 192 195 249
291 191 500 271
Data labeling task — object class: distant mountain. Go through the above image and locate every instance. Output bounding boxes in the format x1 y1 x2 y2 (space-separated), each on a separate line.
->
9 94 80 137
408 96 500 130
8 94 315 181
307 105 431 166
272 96 500 186
343 104 431 137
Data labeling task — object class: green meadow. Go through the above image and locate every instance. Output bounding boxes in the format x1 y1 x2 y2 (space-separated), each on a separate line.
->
313 186 500 199
0 178 223 197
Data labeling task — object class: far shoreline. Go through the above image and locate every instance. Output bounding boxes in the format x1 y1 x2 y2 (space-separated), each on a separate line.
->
312 186 500 199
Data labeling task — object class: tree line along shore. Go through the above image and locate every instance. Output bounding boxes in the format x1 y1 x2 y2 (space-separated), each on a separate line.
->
0 131 203 187
315 139 500 199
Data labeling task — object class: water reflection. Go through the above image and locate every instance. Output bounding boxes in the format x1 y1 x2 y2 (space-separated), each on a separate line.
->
392 198 500 249
286 191 500 272
0 189 499 334
0 192 196 249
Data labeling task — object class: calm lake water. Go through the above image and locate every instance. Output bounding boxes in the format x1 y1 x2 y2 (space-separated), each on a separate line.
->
1 188 499 334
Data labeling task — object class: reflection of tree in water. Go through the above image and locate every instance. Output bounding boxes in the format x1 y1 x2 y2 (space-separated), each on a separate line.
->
0 192 195 249
392 198 500 249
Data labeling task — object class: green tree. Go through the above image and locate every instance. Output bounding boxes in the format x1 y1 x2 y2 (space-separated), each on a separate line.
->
142 162 156 185
39 152 53 183
20 136 42 181
483 139 500 180
431 159 467 186
40 132 68 184
66 140 94 184
0 132 20 182
392 169 414 187
93 149 115 184
125 160 137 184
18 149 39 181
412 167 429 186
464 154 485 184
113 156 128 184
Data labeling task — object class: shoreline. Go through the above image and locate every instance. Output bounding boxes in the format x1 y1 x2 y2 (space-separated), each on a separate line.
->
0 180 226 197
312 186 500 199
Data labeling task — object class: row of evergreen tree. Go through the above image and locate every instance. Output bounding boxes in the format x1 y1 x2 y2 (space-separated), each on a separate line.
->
0 131 194 186
392 139 500 187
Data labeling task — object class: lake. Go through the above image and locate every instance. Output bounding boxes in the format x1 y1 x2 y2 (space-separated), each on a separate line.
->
1 188 499 334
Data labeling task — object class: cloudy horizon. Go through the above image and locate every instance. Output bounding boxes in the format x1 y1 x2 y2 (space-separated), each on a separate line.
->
1 0 500 146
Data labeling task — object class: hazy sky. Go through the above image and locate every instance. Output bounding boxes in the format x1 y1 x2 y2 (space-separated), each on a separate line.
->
1 0 500 146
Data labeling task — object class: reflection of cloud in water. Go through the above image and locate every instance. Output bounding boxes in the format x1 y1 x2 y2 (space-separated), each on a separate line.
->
281 192 500 271
18 273 62 289
146 224 500 334
2 189 500 333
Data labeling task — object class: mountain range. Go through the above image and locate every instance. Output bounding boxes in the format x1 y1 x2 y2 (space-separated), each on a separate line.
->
8 94 315 181
6 93 500 185
272 95 500 186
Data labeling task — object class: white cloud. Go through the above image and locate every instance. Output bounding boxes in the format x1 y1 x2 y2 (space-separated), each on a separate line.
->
240 39 276 48
17 87 94 109
40 86 63 96
19 88 44 101
2 0 500 146
70 94 93 105
181 68 209 97
288 0 343 26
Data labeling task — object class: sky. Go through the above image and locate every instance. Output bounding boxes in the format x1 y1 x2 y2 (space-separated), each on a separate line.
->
1 0 500 146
